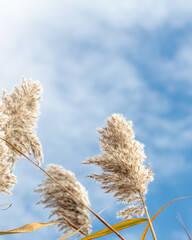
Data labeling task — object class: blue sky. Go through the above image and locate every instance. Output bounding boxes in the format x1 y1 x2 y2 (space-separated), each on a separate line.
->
0 1 192 239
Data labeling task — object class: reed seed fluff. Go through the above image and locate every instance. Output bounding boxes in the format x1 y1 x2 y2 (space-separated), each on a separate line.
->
83 114 154 219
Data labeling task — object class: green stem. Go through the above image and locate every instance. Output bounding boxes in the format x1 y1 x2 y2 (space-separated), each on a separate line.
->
140 191 157 240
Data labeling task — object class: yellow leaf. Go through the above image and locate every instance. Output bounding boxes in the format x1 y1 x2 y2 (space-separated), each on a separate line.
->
141 196 192 240
0 221 59 235
81 218 147 240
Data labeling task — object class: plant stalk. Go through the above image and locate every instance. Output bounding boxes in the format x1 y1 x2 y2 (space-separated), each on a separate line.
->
140 191 157 240
1 137 125 240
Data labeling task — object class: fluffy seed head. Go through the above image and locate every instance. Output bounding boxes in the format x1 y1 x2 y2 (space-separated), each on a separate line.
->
83 114 154 219
35 164 91 235
0 103 16 194
0 137 16 194
1 77 43 169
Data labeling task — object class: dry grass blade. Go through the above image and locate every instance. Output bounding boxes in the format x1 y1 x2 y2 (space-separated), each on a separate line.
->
0 137 125 240
141 196 192 240
0 202 12 210
81 218 148 240
177 213 191 240
0 221 60 235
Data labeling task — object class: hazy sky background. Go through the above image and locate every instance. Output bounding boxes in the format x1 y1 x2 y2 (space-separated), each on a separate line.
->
0 1 192 239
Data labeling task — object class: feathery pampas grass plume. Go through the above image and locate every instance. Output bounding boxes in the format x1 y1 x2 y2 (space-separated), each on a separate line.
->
0 104 16 194
83 114 154 219
35 164 91 236
1 77 43 169
0 136 16 194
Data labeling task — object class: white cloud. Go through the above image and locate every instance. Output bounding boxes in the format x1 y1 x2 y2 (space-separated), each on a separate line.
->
162 36 192 88
151 151 192 177
0 1 192 240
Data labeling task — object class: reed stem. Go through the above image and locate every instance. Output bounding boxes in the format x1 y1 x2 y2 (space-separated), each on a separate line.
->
140 191 157 240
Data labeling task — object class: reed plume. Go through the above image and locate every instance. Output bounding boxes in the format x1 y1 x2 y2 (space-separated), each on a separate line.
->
83 114 154 219
0 103 16 194
1 77 43 170
35 164 91 236
0 136 16 194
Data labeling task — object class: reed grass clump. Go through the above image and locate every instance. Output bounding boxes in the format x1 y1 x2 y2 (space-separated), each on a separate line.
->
2 78 191 240
0 79 125 240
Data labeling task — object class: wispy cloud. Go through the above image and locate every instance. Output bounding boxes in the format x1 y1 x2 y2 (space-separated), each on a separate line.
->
0 1 192 240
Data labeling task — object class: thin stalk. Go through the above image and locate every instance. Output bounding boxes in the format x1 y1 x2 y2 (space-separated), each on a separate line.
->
139 191 157 240
177 213 191 240
57 206 107 237
57 213 87 236
1 137 125 240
